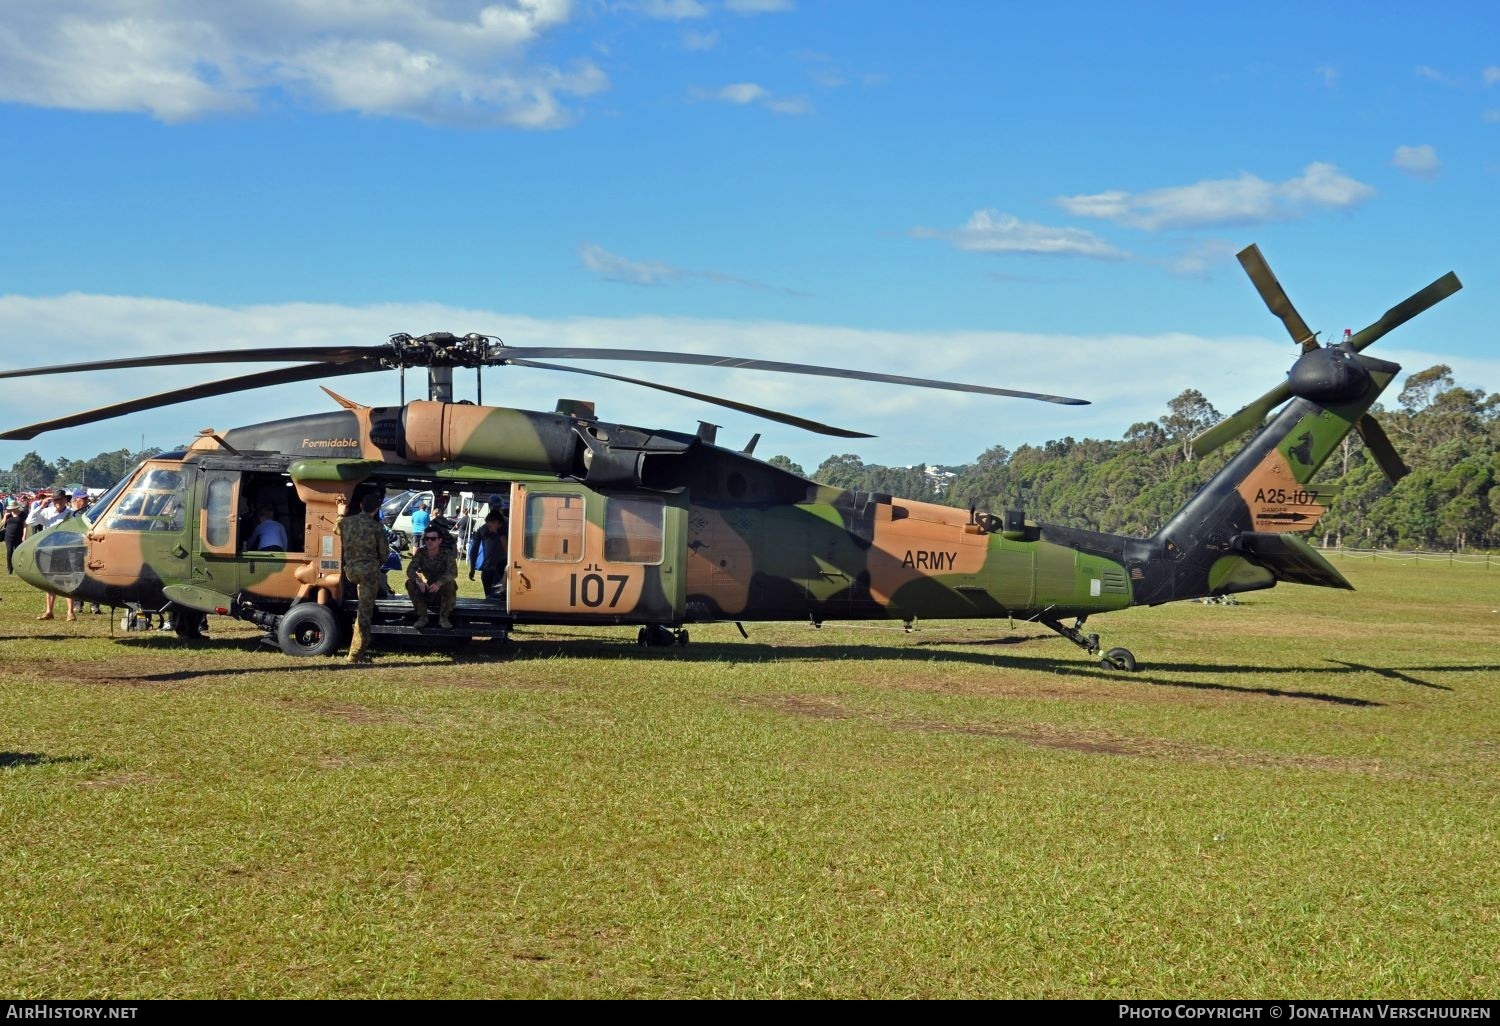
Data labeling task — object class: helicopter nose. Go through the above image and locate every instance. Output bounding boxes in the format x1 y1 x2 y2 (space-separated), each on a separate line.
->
15 524 89 597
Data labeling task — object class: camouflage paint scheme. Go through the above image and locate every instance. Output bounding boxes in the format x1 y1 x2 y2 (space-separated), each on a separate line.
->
14 346 1393 640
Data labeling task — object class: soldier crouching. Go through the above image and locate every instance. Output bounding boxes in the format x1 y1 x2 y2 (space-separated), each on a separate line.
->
406 527 458 629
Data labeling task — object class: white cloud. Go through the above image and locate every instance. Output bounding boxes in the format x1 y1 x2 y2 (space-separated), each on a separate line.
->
911 210 1124 259
580 243 801 294
724 0 796 12
766 95 812 115
680 29 719 51
1415 65 1454 85
714 81 768 104
1484 66 1500 86
580 244 681 286
1316 64 1339 87
692 81 810 115
0 1 604 127
1391 144 1441 179
1056 163 1375 230
632 0 709 19
2 293 1489 474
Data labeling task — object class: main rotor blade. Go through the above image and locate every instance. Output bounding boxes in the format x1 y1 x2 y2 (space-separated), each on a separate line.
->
498 347 1089 406
1346 271 1462 353
1354 415 1410 483
505 358 874 439
1190 380 1294 458
1238 244 1316 351
0 358 387 440
0 346 386 381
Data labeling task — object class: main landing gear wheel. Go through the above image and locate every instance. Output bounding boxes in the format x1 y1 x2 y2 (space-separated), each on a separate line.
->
277 603 344 657
1100 647 1137 672
637 625 688 647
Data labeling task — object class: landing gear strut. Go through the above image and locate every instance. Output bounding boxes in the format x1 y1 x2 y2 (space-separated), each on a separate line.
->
1041 615 1138 672
637 624 689 647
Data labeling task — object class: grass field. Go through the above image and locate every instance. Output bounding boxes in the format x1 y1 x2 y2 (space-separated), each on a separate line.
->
1 559 1495 998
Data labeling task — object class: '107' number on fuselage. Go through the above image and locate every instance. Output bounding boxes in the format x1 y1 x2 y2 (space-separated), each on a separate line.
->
569 572 629 608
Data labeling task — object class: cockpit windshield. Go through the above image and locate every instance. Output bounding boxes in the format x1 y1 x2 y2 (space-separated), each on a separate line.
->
80 463 140 527
102 464 186 533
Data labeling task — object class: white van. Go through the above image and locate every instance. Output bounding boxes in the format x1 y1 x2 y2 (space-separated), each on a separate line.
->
387 490 481 554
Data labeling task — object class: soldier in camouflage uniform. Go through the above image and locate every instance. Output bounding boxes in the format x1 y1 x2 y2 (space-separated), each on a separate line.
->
338 491 388 662
406 526 458 629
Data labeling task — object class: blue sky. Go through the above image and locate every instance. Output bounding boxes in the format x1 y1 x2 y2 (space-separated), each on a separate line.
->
0 0 1494 474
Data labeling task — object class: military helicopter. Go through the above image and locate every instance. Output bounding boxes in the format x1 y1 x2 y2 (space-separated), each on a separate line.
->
5 245 1460 669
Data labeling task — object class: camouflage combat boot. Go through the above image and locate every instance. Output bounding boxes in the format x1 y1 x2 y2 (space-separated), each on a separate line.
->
347 620 372 663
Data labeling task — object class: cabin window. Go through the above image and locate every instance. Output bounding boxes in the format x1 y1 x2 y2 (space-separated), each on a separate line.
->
204 478 235 548
524 493 584 562
604 496 664 564
104 467 185 533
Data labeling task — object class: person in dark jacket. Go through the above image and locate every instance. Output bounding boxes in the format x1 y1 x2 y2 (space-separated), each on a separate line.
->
3 498 25 574
468 509 508 599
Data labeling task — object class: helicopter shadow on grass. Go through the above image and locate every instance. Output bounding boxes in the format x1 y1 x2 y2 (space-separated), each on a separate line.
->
493 632 1390 708
0 752 90 768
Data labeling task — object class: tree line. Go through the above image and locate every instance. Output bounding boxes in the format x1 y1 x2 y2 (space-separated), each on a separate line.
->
5 447 163 493
775 365 1499 552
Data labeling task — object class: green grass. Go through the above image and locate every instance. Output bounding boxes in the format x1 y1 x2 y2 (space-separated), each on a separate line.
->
0 560 1495 998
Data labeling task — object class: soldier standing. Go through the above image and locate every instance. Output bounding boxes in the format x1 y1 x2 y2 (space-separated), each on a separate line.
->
406 527 458 629
338 491 388 663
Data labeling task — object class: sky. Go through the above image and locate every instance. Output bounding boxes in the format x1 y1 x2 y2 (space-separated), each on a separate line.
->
0 0 1496 477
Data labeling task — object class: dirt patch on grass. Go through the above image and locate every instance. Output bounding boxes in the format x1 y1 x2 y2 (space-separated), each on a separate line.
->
78 770 154 788
845 664 1160 705
735 695 852 720
892 717 1389 773
745 693 1391 775
268 696 418 726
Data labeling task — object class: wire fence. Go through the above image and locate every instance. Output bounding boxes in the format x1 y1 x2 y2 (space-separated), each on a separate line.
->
1323 547 1496 567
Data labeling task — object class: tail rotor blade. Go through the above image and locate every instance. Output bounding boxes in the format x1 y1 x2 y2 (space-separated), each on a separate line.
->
1354 415 1410 483
1347 272 1462 352
1190 380 1293 458
1237 244 1317 351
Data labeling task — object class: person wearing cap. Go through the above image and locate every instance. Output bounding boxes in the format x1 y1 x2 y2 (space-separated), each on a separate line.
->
23 492 53 539
35 491 72 620
3 497 25 574
64 490 103 615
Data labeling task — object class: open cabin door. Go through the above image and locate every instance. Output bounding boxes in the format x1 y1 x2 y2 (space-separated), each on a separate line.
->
507 482 686 623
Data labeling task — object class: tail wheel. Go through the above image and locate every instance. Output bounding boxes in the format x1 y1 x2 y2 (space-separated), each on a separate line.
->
1100 647 1137 672
277 603 344 658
